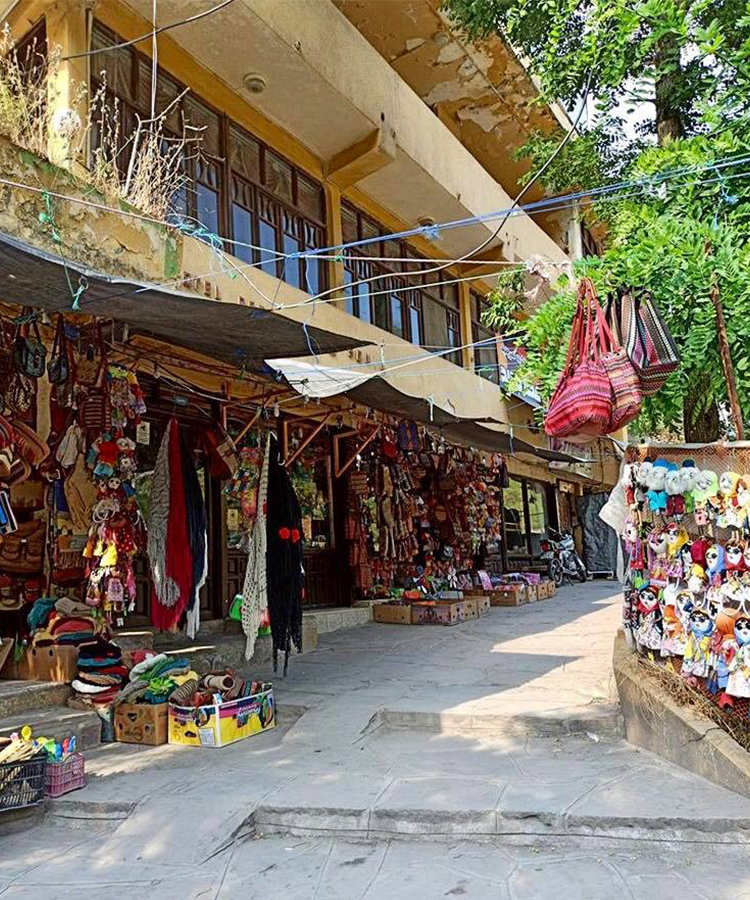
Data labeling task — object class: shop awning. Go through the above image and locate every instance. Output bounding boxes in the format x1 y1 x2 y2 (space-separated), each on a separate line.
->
0 231 373 368
267 358 584 463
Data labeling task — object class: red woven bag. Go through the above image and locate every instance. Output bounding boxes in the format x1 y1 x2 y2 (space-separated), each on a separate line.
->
589 281 643 432
544 281 614 440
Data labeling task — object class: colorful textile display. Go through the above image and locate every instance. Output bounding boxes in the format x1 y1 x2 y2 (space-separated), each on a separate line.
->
241 434 271 660
146 419 208 636
266 441 303 673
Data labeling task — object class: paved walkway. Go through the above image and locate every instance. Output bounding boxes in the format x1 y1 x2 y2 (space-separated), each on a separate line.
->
7 582 750 899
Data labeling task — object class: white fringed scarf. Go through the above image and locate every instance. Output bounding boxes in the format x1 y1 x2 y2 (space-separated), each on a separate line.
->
242 433 271 659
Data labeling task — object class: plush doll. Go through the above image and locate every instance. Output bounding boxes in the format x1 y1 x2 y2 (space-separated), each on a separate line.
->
717 472 742 529
733 477 750 531
665 522 689 559
726 615 750 702
679 541 694 579
709 609 740 698
705 542 726 584
660 584 689 659
620 463 639 509
744 543 750 572
679 460 700 513
646 459 669 513
682 606 715 681
690 537 711 569
726 540 746 573
665 466 685 518
693 470 719 527
635 586 662 652
622 517 645 573
647 528 669 586
687 563 708 597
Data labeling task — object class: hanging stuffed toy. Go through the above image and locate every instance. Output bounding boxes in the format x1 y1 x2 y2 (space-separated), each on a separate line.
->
664 465 685 518
635 586 662 652
733 477 750 531
622 517 645 576
705 542 726 585
693 470 718 527
726 540 746 573
647 527 668 586
682 606 715 681
645 459 669 513
660 584 689 659
678 459 700 513
726 616 750 704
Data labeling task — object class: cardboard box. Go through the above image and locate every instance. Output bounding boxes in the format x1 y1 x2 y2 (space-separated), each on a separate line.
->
526 584 539 603
168 688 275 748
475 596 491 616
411 601 464 625
461 598 479 620
490 585 527 607
538 580 555 600
5 645 78 683
373 603 413 625
115 702 168 746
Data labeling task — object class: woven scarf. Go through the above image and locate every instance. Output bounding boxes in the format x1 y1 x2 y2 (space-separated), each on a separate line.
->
242 433 271 660
147 420 175 607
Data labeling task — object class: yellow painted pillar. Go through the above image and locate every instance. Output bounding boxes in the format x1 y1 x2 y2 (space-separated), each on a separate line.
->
458 280 475 371
44 0 91 170
324 181 345 310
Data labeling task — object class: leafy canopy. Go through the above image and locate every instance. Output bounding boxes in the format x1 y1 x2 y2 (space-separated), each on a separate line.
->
444 0 750 438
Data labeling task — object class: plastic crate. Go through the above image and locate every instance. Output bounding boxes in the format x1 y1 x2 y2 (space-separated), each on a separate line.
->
45 754 86 798
0 750 47 812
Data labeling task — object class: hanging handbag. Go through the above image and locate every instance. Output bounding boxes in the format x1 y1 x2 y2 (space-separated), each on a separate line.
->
77 321 106 388
544 279 614 440
608 288 679 396
5 371 35 416
47 315 71 385
397 419 420 453
0 517 46 575
589 282 643 431
12 313 46 379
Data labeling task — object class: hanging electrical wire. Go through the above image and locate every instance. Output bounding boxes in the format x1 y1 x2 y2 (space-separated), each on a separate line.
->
62 0 239 60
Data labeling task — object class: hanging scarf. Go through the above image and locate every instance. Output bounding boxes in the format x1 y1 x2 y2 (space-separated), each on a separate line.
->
147 419 207 632
242 433 271 660
181 426 208 639
266 441 304 674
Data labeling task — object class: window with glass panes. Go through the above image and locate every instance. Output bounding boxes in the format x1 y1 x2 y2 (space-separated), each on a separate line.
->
470 291 500 383
89 22 326 295
341 202 462 363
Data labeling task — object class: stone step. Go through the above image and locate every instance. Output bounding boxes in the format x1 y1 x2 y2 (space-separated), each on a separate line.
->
303 606 372 635
0 680 72 718
378 703 624 739
0 705 101 750
251 802 750 845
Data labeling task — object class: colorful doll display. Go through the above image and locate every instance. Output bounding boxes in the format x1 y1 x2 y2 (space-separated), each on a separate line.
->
623 449 750 720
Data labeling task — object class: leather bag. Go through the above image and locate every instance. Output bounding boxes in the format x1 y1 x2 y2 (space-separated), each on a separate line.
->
47 315 71 385
0 518 46 575
12 314 46 379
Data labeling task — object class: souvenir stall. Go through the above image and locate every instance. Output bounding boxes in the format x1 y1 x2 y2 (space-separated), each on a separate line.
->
620 444 750 725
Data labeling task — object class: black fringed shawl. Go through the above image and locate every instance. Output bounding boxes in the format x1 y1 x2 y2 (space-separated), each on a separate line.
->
265 443 304 673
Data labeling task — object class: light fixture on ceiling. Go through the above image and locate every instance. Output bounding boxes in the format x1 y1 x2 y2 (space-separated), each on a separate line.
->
417 215 437 228
243 73 267 95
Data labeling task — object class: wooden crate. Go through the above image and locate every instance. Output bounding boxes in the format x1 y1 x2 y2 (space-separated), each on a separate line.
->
461 598 479 620
490 585 527 607
373 603 413 625
475 596 491 616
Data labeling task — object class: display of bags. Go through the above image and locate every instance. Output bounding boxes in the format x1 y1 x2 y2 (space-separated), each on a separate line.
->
607 288 679 395
544 280 614 440
0 518 46 575
77 322 106 388
12 314 46 379
47 315 71 385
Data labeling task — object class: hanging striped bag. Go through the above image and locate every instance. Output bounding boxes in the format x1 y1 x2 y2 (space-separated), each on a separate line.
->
586 280 643 431
608 288 679 396
544 280 614 440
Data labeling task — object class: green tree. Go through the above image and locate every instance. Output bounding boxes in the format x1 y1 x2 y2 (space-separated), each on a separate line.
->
444 0 750 439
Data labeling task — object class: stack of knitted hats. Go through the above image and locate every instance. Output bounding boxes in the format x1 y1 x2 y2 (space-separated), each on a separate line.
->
113 653 195 707
27 596 98 648
72 638 127 705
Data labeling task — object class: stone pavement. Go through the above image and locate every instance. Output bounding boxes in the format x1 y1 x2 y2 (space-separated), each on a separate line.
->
8 581 750 899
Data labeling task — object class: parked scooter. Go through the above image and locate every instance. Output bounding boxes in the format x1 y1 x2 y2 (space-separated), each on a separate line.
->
540 528 588 586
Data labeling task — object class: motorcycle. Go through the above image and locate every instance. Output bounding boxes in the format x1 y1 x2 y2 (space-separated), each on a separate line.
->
540 528 588 587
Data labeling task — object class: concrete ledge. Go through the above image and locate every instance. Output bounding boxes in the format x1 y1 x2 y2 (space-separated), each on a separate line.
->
613 630 750 799
303 607 372 635
379 704 624 739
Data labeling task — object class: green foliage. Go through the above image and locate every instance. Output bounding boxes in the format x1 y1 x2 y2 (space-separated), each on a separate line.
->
482 268 526 333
